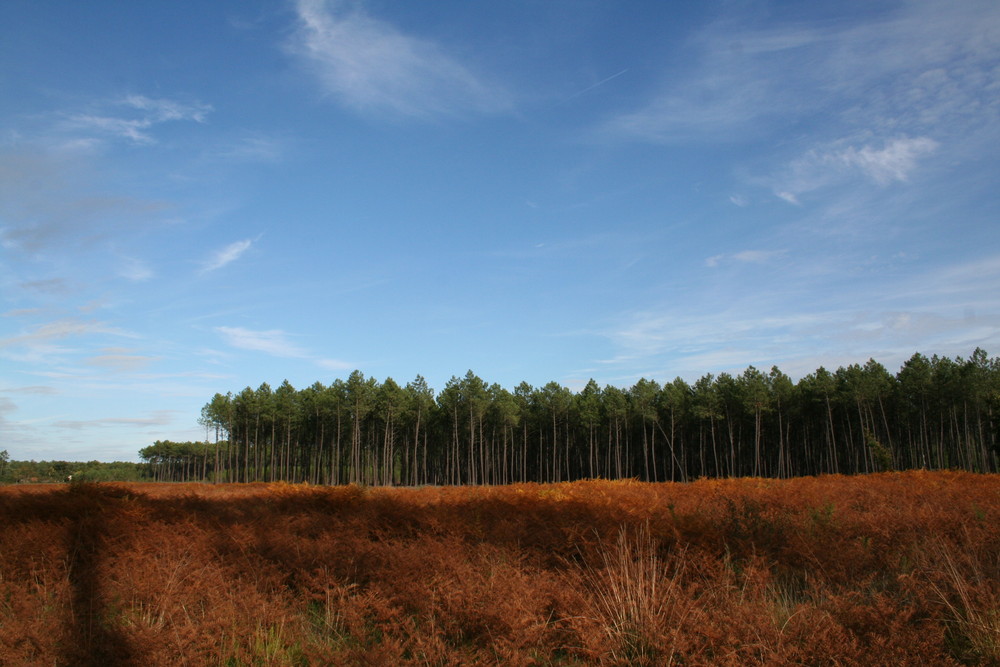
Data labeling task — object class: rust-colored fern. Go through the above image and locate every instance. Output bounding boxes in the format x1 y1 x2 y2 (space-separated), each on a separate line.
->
0 472 997 665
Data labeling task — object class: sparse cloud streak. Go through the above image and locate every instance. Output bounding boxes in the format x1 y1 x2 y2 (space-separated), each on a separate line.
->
289 0 510 119
215 326 308 358
603 251 1000 381
706 250 787 268
601 1 999 146
54 410 177 430
566 69 629 100
318 358 354 371
215 326 354 372
85 348 159 372
119 256 153 282
60 95 211 145
200 238 255 273
0 319 133 350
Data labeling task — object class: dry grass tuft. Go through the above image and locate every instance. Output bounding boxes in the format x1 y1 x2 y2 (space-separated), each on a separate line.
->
920 537 1000 664
577 523 690 665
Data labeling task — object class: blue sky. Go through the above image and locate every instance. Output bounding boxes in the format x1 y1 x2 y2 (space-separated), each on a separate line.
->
2 0 998 461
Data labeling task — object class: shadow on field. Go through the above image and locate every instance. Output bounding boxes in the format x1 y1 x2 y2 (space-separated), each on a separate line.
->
63 484 136 666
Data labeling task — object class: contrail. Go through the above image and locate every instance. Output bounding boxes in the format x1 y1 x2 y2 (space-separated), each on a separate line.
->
566 68 629 100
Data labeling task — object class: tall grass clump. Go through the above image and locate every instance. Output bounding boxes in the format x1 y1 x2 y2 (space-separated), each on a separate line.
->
578 523 690 665
920 537 1000 664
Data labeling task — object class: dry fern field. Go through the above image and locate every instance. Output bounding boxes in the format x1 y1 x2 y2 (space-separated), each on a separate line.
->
2 472 999 666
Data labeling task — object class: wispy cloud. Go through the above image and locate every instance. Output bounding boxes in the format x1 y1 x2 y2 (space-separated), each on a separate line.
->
208 134 285 163
602 1 1000 145
122 95 211 123
0 397 19 441
606 305 1000 382
0 318 134 350
289 0 510 119
54 410 177 430
0 397 17 420
565 69 629 101
19 278 71 295
706 249 788 268
602 251 1000 381
200 238 256 273
834 137 939 185
318 358 354 371
0 318 137 368
0 148 169 253
85 347 159 372
215 326 308 358
772 136 939 203
0 385 59 396
60 95 211 145
215 325 354 371
118 256 153 282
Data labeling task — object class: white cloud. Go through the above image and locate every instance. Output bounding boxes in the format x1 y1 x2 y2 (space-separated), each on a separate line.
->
0 318 138 368
201 238 255 273
289 0 510 118
215 326 308 358
602 251 1000 382
0 318 134 350
119 256 153 282
706 249 787 267
209 134 285 163
318 358 354 371
605 304 1000 382
63 114 158 145
773 136 938 203
54 410 177 430
834 137 939 185
604 75 771 143
896 253 1000 303
733 249 786 264
602 1 1000 144
122 95 211 123
215 326 356 372
85 348 159 372
61 95 211 145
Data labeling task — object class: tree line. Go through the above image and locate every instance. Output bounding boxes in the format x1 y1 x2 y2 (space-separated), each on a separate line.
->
143 349 1000 485
0 455 149 484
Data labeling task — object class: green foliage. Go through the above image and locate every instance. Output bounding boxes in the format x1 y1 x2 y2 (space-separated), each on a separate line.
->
867 430 894 472
1 459 150 484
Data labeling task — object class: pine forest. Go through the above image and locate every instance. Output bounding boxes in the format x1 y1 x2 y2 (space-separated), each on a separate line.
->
146 349 1000 485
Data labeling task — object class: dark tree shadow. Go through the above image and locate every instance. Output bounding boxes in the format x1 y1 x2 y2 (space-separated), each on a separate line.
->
62 484 136 666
